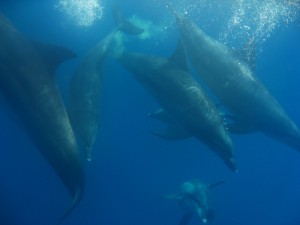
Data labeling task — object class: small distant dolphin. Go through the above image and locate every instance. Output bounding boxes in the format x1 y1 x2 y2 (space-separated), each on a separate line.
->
68 5 144 161
118 42 237 172
169 6 300 152
0 14 84 224
162 179 224 224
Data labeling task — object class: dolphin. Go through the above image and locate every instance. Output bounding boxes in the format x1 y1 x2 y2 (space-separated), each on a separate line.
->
162 179 224 225
117 42 237 172
68 5 144 161
0 14 84 224
169 6 300 152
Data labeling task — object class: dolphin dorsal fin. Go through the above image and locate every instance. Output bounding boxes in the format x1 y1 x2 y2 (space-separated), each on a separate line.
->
30 40 76 73
169 40 189 72
209 181 225 189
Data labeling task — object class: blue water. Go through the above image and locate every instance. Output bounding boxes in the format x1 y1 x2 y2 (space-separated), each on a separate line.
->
0 1 300 225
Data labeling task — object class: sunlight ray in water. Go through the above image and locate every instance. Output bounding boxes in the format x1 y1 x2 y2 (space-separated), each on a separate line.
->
55 0 104 26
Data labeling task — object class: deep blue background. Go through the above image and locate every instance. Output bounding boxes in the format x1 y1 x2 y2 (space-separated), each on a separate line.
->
0 1 300 225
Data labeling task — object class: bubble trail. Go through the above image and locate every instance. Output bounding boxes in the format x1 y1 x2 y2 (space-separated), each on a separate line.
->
55 0 104 27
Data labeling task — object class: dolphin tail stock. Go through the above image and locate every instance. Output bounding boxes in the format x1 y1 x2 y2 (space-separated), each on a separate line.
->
56 188 83 225
112 3 144 35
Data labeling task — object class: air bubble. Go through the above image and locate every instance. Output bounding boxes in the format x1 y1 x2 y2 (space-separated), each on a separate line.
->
55 0 104 27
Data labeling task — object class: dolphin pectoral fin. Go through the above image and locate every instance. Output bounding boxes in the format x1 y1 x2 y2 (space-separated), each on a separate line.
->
112 4 144 35
149 108 191 140
148 108 172 123
178 213 193 225
208 181 225 189
151 125 191 140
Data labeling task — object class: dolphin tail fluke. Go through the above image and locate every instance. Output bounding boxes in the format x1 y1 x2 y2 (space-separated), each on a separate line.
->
56 188 83 225
178 213 193 225
112 4 144 35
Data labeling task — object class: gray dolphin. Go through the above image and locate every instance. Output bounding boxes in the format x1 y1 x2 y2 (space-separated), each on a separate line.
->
169 6 300 152
0 14 84 224
118 42 237 172
163 179 224 225
68 5 143 161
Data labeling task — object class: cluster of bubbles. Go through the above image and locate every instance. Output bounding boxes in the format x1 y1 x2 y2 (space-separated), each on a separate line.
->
151 0 299 47
220 0 300 46
55 0 104 26
54 0 299 49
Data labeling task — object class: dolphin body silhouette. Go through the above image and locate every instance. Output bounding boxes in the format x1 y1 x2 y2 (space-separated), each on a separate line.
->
0 14 84 224
118 42 237 172
68 5 144 161
163 179 224 225
170 8 300 152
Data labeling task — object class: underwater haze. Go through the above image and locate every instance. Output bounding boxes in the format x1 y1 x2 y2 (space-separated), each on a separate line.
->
0 0 300 225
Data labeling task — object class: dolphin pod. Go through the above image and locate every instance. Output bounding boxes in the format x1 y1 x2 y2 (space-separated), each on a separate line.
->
0 14 84 224
169 5 300 153
68 4 144 161
0 2 299 225
162 179 224 224
118 42 237 172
